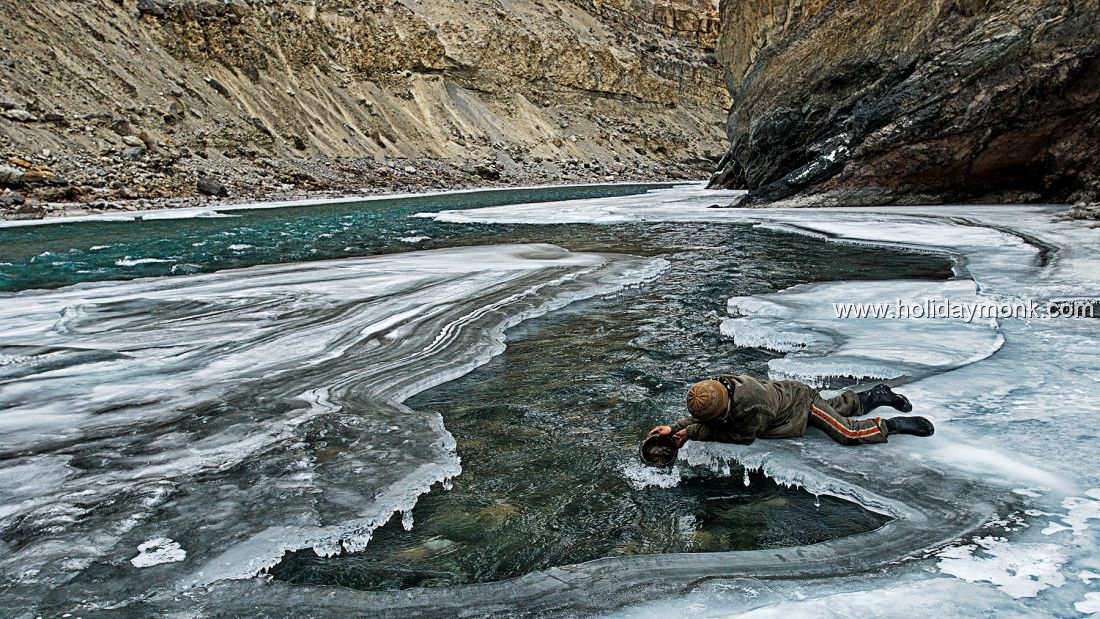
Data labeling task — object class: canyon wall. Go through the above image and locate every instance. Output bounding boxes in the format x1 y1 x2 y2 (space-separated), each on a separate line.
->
0 0 728 214
709 0 1100 206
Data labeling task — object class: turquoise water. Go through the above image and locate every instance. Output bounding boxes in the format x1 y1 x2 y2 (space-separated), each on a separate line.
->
0 184 672 292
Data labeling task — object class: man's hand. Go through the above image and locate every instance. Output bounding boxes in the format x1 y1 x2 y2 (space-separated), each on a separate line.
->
649 425 689 447
648 425 673 437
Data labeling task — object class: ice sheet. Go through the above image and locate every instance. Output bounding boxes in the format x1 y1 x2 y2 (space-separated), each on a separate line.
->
608 577 1055 618
0 243 664 611
722 279 1003 385
416 183 1100 617
4 183 1097 617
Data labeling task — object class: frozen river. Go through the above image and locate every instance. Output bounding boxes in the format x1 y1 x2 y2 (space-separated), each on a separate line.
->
1 184 1097 617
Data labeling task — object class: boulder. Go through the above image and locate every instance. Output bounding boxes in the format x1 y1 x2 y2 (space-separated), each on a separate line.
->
110 118 132 136
0 193 25 208
123 146 147 160
197 175 228 197
205 77 231 98
8 203 45 219
21 169 57 185
2 109 35 122
0 165 24 186
136 0 168 18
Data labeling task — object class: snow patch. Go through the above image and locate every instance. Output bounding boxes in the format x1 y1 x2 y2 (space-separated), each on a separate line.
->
1042 489 1100 537
936 536 1066 598
1076 592 1100 615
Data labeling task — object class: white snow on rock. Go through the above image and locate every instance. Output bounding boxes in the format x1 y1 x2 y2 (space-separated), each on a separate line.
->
131 538 186 568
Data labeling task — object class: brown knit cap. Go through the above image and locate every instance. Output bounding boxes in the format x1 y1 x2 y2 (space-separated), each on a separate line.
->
686 379 729 421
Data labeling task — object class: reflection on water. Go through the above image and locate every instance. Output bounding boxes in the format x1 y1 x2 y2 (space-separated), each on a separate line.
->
272 219 952 590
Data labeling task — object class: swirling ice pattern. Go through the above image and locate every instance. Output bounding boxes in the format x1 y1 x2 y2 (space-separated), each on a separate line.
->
0 243 662 613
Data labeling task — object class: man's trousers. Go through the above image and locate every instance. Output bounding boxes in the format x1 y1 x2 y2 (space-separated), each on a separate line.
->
807 391 889 445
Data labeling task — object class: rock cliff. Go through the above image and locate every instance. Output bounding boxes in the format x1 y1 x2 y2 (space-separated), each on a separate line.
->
709 0 1100 206
0 0 728 217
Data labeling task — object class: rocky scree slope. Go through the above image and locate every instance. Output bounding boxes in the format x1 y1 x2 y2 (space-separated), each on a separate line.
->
708 0 1100 207
0 0 727 218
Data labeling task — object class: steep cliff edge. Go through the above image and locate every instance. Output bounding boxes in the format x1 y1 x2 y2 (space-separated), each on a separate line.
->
709 0 1100 206
0 0 727 217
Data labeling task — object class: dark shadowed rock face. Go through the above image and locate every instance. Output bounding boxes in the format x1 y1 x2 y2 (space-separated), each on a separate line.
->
709 0 1100 206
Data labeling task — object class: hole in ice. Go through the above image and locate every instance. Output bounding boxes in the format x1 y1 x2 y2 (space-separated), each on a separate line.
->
271 223 949 591
0 186 961 609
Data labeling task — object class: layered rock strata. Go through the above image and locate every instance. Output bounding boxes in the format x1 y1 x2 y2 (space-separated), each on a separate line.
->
709 0 1100 206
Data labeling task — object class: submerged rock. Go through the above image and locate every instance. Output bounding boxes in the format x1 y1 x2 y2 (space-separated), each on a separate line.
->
710 0 1100 206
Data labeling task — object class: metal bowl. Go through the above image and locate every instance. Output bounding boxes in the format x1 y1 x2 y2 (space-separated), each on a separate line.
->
639 433 679 467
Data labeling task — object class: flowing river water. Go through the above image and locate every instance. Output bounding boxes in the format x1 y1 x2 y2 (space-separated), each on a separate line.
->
0 184 958 614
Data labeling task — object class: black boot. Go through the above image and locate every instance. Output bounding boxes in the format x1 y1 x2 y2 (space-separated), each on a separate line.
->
859 384 913 413
885 416 935 437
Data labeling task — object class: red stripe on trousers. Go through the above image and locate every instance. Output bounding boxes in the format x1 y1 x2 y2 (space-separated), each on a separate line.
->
810 405 881 438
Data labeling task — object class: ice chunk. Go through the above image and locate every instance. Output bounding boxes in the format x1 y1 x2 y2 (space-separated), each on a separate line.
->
131 538 186 568
115 256 172 267
1041 490 1100 537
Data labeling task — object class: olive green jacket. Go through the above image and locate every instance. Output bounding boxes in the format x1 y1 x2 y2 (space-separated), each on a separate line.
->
670 374 815 444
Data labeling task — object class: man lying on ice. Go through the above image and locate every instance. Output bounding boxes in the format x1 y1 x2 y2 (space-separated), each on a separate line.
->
649 375 934 447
